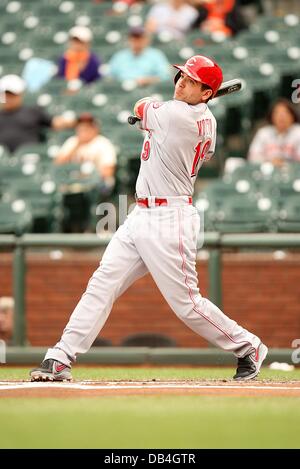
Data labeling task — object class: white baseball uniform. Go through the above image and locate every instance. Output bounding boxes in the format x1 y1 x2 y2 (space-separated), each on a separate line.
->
45 99 262 366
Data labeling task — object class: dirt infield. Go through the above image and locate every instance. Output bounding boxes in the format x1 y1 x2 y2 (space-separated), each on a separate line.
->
1 380 300 398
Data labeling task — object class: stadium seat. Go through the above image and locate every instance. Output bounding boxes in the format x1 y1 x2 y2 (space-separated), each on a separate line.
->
10 178 62 232
220 84 254 150
42 162 102 232
212 195 272 233
48 162 99 189
47 130 74 146
277 162 300 183
250 14 300 34
276 195 300 232
157 42 183 64
149 80 174 99
0 157 40 192
224 162 281 185
117 126 144 157
184 30 220 49
38 78 67 95
14 143 50 163
276 180 300 199
0 198 33 235
199 179 256 201
230 62 281 119
207 100 226 147
237 30 282 54
194 179 258 231
258 46 300 97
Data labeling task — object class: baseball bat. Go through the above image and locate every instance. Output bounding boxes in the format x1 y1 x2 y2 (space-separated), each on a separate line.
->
127 78 242 125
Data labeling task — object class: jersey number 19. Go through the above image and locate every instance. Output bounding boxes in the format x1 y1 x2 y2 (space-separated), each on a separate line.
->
191 138 212 177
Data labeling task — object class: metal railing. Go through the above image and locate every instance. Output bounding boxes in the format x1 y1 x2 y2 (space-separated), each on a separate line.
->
1 233 300 346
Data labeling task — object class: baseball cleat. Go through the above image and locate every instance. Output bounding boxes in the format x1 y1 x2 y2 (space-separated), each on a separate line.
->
30 359 72 382
233 343 268 381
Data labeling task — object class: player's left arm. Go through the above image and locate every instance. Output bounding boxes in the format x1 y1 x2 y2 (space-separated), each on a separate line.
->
204 117 217 161
133 97 154 121
134 99 172 136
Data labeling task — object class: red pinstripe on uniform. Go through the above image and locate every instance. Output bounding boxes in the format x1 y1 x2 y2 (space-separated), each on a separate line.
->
177 207 255 352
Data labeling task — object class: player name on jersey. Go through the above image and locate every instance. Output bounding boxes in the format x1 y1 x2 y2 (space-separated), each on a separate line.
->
197 118 213 137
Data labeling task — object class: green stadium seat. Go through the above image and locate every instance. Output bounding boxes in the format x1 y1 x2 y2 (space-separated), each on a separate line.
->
219 83 254 150
115 128 143 192
0 47 22 64
230 62 281 119
0 16 27 36
41 161 103 232
190 43 245 69
0 198 33 235
195 178 277 232
0 60 24 76
194 195 217 232
47 130 74 146
236 30 284 54
250 14 299 34
276 195 300 232
2 1 25 17
184 30 218 49
207 101 226 146
194 179 258 231
39 78 68 96
276 162 300 183
258 46 300 98
28 33 66 50
276 180 300 200
0 157 40 192
158 43 183 64
197 179 256 205
49 162 100 192
212 195 272 233
148 81 174 100
10 178 62 232
223 161 262 183
14 143 50 163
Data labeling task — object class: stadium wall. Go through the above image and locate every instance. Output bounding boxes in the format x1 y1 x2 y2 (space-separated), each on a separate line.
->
0 251 299 348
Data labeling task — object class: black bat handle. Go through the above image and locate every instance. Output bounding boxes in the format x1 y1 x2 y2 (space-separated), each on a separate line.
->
128 115 141 125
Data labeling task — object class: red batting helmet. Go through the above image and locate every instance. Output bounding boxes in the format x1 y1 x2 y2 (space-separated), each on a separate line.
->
173 55 223 97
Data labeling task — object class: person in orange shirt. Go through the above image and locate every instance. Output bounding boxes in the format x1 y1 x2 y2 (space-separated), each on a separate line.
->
57 26 102 84
191 0 246 36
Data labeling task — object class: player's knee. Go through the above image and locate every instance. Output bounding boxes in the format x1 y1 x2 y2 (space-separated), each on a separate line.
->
172 294 208 321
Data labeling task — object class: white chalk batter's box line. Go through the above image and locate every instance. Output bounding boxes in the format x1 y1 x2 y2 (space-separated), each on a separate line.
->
1 382 300 391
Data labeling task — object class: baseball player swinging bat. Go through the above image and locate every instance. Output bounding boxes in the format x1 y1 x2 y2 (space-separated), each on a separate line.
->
30 55 267 383
128 78 242 125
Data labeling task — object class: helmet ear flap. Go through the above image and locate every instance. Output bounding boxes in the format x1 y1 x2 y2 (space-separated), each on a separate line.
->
174 71 181 85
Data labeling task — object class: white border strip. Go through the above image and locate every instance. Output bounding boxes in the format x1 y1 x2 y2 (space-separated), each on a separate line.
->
0 383 300 391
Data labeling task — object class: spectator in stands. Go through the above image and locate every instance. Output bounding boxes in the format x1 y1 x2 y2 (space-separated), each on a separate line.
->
0 297 14 345
0 75 75 153
57 26 102 84
22 57 57 93
145 0 198 39
108 26 171 86
248 98 300 165
191 0 246 37
55 113 117 191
